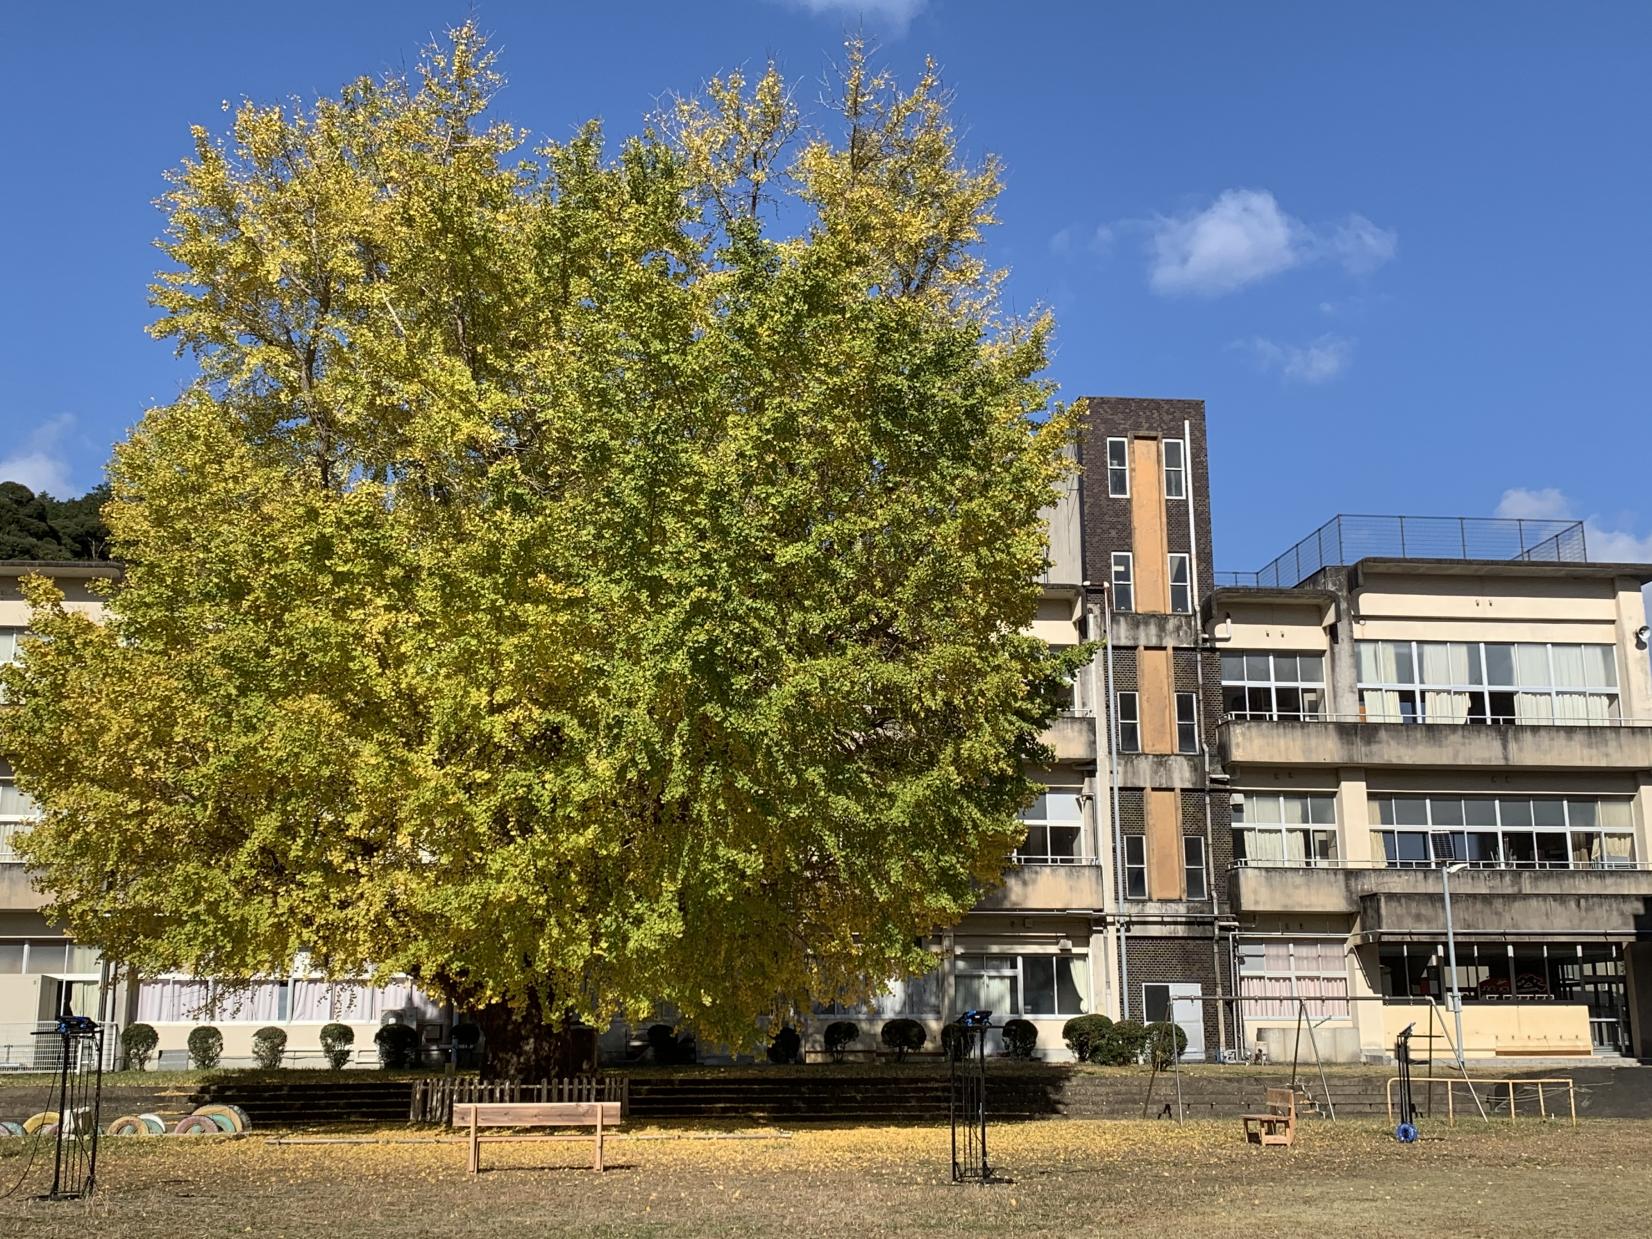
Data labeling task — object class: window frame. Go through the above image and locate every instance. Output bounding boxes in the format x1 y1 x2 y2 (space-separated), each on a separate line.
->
953 952 1088 1017
1175 692 1199 754
1219 650 1327 722
1355 639 1620 726
1183 835 1208 900
1123 835 1147 899
1106 437 1129 497
1110 552 1135 613
1367 794 1637 872
1116 691 1141 753
1162 437 1186 500
1167 553 1192 613
1013 788 1086 866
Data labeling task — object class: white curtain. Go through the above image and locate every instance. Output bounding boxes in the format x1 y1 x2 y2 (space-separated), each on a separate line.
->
1357 642 1399 683
215 982 287 1023
1361 689 1401 722
1585 645 1618 688
137 979 212 1023
1244 829 1285 863
290 979 332 1022
1551 645 1586 689
1424 690 1469 722
1515 692 1552 723
1515 644 1550 688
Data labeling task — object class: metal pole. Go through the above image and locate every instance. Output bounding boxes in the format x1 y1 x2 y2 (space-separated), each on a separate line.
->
1443 865 1467 1069
1104 586 1128 1018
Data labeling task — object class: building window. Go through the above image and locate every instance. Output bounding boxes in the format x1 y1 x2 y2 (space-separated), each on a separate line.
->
1175 692 1199 753
1116 691 1140 753
1167 553 1191 613
1111 552 1134 612
1237 940 1350 1019
1221 651 1326 721
1367 795 1635 870
1231 792 1339 866
1014 789 1084 865
1106 437 1129 497
0 766 40 865
954 953 1087 1017
1356 640 1619 726
1183 835 1207 900
1123 835 1147 899
1163 437 1186 500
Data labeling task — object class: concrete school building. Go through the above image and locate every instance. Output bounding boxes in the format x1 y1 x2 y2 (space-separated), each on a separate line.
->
5 394 1652 1067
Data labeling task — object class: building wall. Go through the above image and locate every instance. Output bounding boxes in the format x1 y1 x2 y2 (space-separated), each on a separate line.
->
1075 397 1233 1049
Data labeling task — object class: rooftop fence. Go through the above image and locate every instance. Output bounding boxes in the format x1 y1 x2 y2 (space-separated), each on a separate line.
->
1216 514 1588 589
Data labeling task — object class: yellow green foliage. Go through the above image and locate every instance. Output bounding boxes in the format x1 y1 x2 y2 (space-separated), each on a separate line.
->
0 25 1077 1046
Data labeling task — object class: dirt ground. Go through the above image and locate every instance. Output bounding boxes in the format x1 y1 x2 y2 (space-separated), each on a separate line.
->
1 1117 1641 1238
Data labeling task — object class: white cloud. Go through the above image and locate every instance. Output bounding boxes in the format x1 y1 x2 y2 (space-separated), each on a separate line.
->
1494 488 1652 562
775 0 927 32
1234 334 1354 384
1145 189 1397 297
0 414 79 496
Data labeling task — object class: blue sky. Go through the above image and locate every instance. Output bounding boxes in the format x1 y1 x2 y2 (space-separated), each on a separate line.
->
2 1 1649 572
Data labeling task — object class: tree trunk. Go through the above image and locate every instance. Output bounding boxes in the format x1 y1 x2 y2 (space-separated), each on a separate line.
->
472 1000 598 1080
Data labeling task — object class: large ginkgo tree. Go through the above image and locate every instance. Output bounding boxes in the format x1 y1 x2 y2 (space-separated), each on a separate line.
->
0 24 1078 1073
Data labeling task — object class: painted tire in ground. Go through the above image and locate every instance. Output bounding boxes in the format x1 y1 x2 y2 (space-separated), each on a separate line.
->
172 1114 219 1135
0 1121 24 1136
37 1123 59 1137
139 1113 168 1135
22 1111 59 1134
193 1104 248 1134
108 1115 154 1136
1395 1122 1419 1143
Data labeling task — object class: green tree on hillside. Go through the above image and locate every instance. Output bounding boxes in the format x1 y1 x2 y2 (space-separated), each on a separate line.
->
0 483 112 560
0 25 1077 1075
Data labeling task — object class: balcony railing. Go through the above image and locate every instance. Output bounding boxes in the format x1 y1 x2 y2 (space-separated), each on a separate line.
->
1220 712 1652 728
1230 858 1652 873
1216 513 1587 589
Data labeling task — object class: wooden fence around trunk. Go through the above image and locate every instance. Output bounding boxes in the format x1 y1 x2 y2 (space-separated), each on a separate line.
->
410 1076 629 1124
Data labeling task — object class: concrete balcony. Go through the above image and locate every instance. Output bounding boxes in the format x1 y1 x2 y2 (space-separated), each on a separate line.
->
1041 713 1097 763
1230 863 1652 938
975 863 1106 912
1218 717 1652 771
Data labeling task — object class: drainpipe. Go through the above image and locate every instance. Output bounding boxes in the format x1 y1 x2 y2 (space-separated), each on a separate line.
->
1084 598 1117 1018
1103 583 1128 1018
1184 416 1222 1054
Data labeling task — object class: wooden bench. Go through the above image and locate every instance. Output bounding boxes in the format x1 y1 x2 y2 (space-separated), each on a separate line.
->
452 1101 622 1174
1240 1087 1297 1147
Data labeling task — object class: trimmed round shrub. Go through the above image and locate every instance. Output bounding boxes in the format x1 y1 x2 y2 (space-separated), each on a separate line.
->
319 1022 355 1070
823 1020 860 1062
1061 1014 1113 1062
767 1025 802 1065
1145 1021 1189 1070
1094 1018 1150 1065
879 1018 927 1062
186 1025 223 1070
451 1022 481 1049
121 1023 159 1072
1001 1018 1038 1060
374 1022 418 1069
250 1026 288 1070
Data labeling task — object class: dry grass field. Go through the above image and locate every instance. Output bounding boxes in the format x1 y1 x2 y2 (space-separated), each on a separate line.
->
2 1117 1641 1238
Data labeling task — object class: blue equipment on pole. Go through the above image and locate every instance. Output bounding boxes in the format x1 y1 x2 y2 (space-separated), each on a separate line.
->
1393 1022 1420 1143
